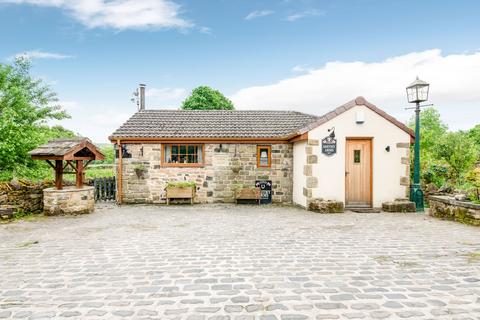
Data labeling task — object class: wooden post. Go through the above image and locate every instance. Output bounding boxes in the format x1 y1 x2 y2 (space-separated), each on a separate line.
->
117 139 123 204
76 160 84 188
55 160 63 190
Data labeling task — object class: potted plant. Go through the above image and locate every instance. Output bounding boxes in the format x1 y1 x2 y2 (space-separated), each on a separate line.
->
230 157 242 174
165 181 196 205
133 163 147 179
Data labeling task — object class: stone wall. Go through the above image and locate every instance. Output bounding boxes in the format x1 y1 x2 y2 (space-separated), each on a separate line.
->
119 143 293 204
0 181 53 214
428 195 480 226
43 186 95 216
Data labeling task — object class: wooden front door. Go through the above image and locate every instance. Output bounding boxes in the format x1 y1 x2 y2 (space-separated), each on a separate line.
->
345 139 372 207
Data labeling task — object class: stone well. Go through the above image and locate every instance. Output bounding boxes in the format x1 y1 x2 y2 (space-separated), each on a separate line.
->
43 186 94 216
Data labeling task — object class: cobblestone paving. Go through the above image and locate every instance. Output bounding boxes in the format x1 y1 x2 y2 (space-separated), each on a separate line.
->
1 204 480 319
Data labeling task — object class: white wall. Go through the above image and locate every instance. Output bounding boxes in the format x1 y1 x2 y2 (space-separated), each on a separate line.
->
293 141 307 207
295 104 411 208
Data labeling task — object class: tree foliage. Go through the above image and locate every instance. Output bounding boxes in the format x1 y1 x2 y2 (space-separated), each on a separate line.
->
433 131 478 183
181 86 234 110
0 58 72 179
408 107 480 188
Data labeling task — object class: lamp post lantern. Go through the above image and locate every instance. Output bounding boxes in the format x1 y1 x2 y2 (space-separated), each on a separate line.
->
406 77 429 212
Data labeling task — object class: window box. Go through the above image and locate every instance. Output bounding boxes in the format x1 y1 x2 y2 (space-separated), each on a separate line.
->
234 187 261 204
165 182 196 205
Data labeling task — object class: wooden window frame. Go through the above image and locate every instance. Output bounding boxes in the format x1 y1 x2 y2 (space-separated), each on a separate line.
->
257 145 272 168
161 144 205 167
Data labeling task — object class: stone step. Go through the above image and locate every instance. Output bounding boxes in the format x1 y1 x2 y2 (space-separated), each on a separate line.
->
347 207 382 213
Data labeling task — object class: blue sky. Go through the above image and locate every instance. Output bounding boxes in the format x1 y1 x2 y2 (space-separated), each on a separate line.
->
1 0 480 142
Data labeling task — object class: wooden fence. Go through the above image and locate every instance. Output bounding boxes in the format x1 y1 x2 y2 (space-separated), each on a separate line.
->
93 177 116 201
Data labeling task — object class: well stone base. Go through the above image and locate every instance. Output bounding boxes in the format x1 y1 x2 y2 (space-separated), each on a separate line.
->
43 187 94 216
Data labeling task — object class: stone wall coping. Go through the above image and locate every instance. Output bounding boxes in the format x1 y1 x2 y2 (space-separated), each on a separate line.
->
44 186 94 194
429 195 480 210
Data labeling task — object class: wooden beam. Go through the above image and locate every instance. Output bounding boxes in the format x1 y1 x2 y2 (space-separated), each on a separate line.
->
45 160 55 169
55 160 63 190
289 132 308 142
83 159 93 170
32 155 65 160
64 160 77 172
76 160 84 188
108 136 292 144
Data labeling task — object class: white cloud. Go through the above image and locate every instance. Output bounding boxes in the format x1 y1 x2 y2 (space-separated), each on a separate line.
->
231 49 480 131
245 10 274 20
199 26 212 34
291 64 312 73
1 0 192 30
146 87 186 100
12 50 73 60
52 105 131 143
286 9 322 22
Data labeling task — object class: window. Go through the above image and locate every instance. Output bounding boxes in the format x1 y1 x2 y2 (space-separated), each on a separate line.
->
257 145 271 168
354 149 361 164
162 144 204 167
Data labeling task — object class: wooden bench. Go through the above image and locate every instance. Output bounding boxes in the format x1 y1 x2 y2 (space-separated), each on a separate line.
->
166 186 195 205
235 188 261 204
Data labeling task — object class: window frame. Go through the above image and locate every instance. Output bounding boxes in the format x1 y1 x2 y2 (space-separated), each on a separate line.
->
257 145 272 168
161 143 205 167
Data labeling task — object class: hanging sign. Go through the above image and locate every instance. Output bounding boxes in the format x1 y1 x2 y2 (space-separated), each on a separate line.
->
322 128 337 156
255 180 272 204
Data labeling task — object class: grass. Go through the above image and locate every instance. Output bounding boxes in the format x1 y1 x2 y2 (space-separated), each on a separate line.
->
16 240 39 248
373 255 393 263
463 252 480 263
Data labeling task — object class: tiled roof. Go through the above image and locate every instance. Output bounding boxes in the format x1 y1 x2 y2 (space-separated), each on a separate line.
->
110 110 319 139
296 97 415 138
110 97 414 140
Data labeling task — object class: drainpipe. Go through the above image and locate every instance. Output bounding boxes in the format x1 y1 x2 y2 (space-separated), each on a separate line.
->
117 139 123 204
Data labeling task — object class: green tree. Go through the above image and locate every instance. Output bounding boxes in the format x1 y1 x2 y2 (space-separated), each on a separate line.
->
433 131 478 183
181 86 234 110
468 124 480 148
0 58 71 178
408 107 448 156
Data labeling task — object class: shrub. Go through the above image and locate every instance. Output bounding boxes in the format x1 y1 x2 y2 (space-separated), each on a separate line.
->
166 181 196 188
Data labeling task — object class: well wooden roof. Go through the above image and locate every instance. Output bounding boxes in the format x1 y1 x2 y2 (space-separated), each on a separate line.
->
29 138 105 160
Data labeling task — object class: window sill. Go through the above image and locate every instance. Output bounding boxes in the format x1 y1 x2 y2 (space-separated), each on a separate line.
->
161 163 205 168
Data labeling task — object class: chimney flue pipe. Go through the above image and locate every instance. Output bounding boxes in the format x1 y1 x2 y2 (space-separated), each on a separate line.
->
139 84 146 111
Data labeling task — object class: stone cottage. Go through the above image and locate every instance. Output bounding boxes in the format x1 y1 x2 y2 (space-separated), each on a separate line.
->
110 88 413 209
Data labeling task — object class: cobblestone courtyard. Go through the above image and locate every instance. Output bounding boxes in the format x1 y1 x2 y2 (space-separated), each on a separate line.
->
1 205 479 319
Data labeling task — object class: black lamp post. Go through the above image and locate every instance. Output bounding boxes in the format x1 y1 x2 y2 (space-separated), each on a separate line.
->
406 77 430 212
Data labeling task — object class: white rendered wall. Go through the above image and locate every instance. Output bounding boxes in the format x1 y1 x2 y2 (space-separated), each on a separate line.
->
305 105 410 207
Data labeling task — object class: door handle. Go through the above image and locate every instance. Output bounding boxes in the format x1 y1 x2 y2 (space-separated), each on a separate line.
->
345 171 349 175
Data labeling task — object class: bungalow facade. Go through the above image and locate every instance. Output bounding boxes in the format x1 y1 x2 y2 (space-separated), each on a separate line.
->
110 93 413 209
